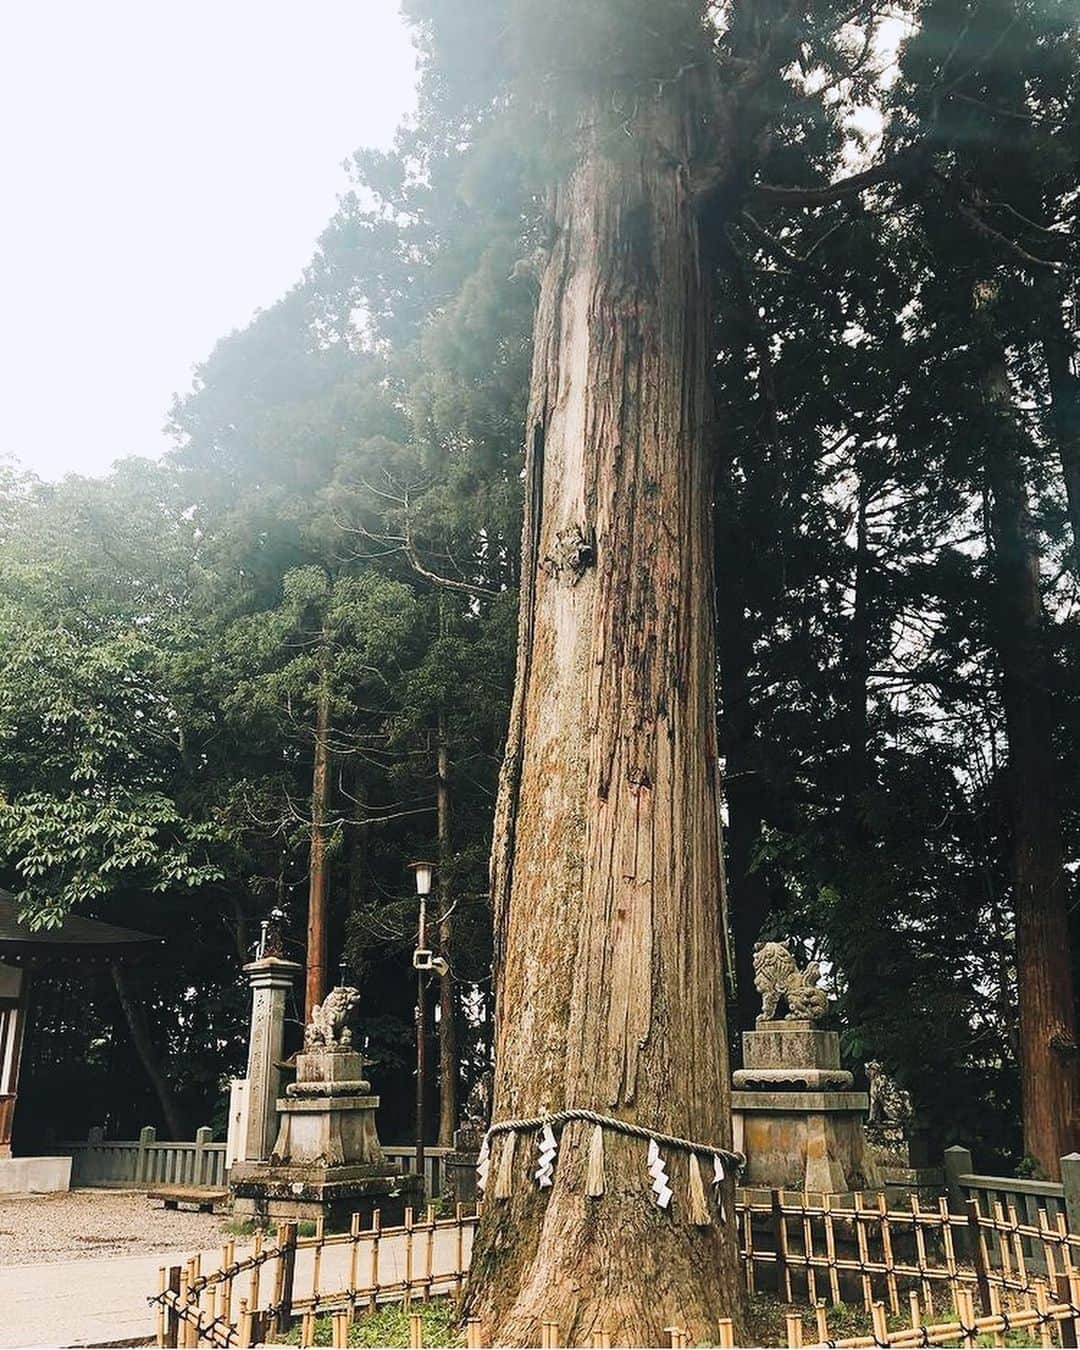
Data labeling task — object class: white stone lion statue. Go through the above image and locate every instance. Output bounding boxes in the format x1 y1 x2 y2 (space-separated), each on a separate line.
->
304 985 361 1048
753 940 829 1023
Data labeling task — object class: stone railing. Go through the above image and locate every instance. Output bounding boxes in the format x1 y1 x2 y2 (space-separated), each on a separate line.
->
944 1144 1080 1273
54 1127 449 1197
57 1125 227 1188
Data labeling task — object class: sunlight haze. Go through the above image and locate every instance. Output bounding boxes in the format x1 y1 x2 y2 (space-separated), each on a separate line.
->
0 1 416 480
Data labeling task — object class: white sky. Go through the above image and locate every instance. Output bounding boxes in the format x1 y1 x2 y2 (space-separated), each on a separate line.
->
0 1 416 481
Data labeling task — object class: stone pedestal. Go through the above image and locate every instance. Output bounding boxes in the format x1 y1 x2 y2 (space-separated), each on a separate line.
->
733 1021 880 1193
230 1046 421 1230
443 1121 483 1207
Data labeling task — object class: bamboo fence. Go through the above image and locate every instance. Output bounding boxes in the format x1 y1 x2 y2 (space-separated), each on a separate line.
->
150 1191 1080 1348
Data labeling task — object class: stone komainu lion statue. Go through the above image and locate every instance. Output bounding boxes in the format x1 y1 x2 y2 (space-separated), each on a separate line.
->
866 1060 913 1125
305 985 361 1048
753 940 829 1023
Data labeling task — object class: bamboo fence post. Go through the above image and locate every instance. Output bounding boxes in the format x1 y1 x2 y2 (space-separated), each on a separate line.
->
311 1216 324 1311
870 1302 888 1349
178 1264 190 1349
1009 1203 1029 1290
771 1189 792 1303
202 1285 213 1348
370 1208 382 1314
965 1197 993 1314
663 1326 684 1349
455 1203 466 1310
426 1204 438 1302
237 1299 252 1350
410 1311 424 1348
349 1212 361 1324
272 1221 298 1336
540 1320 560 1348
1040 1207 1060 1294
591 1332 612 1348
815 1301 829 1345
225 1238 236 1324
911 1195 933 1316
743 1201 756 1294
157 1266 167 1349
987 1281 1005 1349
853 1193 873 1312
804 1198 819 1308
785 1312 804 1347
717 1318 735 1349
332 1309 349 1349
1034 1276 1052 1349
877 1193 900 1317
166 1266 182 1349
404 1207 416 1312
1060 1271 1080 1348
300 1308 315 1348
940 1197 960 1312
249 1230 263 1327
823 1197 841 1306
466 1318 483 1349
908 1290 920 1335
956 1286 977 1348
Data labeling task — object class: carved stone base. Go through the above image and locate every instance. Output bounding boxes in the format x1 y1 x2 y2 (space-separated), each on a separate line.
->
228 1043 420 1230
230 1164 422 1230
732 1090 882 1193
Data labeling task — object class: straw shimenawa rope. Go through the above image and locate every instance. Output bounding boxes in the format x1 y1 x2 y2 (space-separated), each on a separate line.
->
484 1107 745 1173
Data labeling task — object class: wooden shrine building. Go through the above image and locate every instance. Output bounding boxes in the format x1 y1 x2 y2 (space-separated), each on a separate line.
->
0 891 158 1191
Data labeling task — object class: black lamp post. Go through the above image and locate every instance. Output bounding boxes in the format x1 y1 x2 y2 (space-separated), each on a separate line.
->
409 861 435 1187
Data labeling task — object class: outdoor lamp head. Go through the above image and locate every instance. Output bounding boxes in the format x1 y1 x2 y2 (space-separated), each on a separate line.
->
409 860 435 897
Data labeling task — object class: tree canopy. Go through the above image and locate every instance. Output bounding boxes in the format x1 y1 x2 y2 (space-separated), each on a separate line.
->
4 0 1079 1184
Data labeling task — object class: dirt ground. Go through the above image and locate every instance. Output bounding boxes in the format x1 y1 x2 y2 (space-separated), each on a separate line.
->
0 1186 227 1265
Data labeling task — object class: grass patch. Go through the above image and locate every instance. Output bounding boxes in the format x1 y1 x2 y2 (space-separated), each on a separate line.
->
221 1217 319 1238
282 1299 463 1348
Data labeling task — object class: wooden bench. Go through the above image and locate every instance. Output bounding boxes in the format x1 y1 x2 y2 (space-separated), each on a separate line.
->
148 1184 228 1213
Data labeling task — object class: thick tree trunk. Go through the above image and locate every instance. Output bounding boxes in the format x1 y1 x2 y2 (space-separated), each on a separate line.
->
437 704 458 1148
1040 277 1080 567
305 637 332 1021
469 99 743 1346
714 483 769 1038
847 481 872 808
111 963 188 1140
983 351 1078 1179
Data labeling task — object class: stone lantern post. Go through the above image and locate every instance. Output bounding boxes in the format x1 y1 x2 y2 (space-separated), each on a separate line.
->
240 954 302 1164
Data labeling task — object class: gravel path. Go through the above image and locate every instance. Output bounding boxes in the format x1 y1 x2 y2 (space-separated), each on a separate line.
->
0 1187 229 1266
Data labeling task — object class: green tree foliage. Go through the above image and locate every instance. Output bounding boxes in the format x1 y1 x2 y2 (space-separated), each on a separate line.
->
2 0 1079 1174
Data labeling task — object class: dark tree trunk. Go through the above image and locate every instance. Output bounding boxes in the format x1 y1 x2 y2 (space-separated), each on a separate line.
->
1040 277 1080 567
983 345 1078 1178
847 480 872 810
305 633 332 1021
715 475 770 1038
111 963 188 1140
468 91 743 1346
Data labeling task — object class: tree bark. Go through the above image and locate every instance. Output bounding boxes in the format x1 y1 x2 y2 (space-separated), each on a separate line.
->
468 95 743 1346
714 472 770 1038
983 345 1078 1178
1039 276 1080 567
305 632 332 1021
111 963 188 1140
437 703 458 1148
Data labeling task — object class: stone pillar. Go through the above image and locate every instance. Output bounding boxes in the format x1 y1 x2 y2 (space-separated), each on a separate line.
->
242 957 301 1164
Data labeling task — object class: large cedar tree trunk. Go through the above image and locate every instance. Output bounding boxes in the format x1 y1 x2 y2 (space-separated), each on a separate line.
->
983 347 1079 1178
305 639 332 1021
467 100 743 1346
1040 278 1080 567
